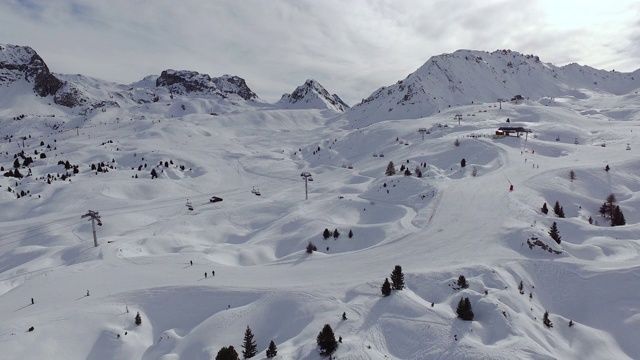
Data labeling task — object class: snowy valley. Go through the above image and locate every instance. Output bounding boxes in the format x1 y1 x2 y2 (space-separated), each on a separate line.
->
0 43 640 359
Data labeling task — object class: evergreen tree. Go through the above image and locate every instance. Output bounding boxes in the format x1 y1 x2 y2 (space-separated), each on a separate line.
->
541 202 548 214
553 201 562 217
454 138 460 147
385 161 396 176
543 311 553 328
348 229 353 238
316 324 338 357
265 340 277 358
135 312 142 326
306 242 316 253
605 164 610 172
323 228 331 240
548 222 561 244
390 265 405 290
415 166 423 178
381 278 391 297
333 228 340 239
604 193 617 219
216 346 240 360
150 168 158 179
588 216 593 225
558 206 565 218
13 158 20 168
400 164 405 172
611 205 626 226
460 158 466 168
518 281 524 294
457 275 469 289
456 297 474 321
241 326 257 358
404 168 412 176
569 170 576 182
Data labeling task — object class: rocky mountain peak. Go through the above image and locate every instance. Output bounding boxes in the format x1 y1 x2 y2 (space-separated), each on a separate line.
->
0 43 62 97
277 79 348 111
155 70 257 100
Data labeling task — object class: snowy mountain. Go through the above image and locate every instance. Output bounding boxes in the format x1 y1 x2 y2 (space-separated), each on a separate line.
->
0 44 62 98
1 43 640 359
0 44 265 116
276 79 349 111
348 49 640 125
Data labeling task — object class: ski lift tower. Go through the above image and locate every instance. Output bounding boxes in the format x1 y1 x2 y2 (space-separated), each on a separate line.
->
497 98 504 109
300 172 312 200
81 210 102 247
418 128 428 140
454 114 463 125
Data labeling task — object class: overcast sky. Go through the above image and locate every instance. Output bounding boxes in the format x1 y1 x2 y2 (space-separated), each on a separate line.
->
1 0 638 105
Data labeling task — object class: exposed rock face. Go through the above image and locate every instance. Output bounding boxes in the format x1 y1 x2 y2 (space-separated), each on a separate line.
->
156 70 257 100
0 44 63 97
277 79 348 111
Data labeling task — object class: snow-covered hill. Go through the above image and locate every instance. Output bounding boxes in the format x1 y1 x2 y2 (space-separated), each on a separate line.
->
348 49 640 125
1 43 640 359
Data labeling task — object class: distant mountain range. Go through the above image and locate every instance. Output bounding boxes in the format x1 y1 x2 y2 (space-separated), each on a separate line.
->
1 44 639 124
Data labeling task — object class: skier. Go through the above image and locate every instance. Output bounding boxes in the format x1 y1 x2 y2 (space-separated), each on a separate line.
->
204 272 207 279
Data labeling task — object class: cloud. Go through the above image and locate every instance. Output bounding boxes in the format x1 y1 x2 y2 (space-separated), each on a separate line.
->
0 0 638 105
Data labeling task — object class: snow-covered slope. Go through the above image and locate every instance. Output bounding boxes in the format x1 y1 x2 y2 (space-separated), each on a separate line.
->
1 43 640 359
276 79 349 111
348 49 640 125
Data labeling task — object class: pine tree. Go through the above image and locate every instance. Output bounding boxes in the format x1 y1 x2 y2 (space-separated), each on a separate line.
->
549 222 561 244
456 297 474 321
541 202 548 214
460 158 466 168
150 168 158 179
381 278 391 297
306 242 316 253
323 228 331 239
333 228 340 239
385 161 396 176
457 275 469 289
588 216 593 225
404 168 412 176
605 164 610 172
543 311 553 328
265 340 277 358
135 312 142 326
558 206 565 218
569 170 576 182
390 265 405 290
13 158 20 168
605 193 617 218
518 280 524 294
316 324 338 357
241 326 257 358
399 164 405 172
216 346 240 360
454 138 460 147
611 205 626 226
553 201 562 217
348 229 353 238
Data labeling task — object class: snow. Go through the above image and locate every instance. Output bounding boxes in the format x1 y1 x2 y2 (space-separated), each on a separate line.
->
0 46 640 359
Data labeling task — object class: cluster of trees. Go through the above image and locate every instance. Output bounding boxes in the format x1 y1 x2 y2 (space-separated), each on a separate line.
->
385 161 424 177
322 228 353 239
381 265 405 296
541 201 564 218
214 326 278 359
599 193 626 226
